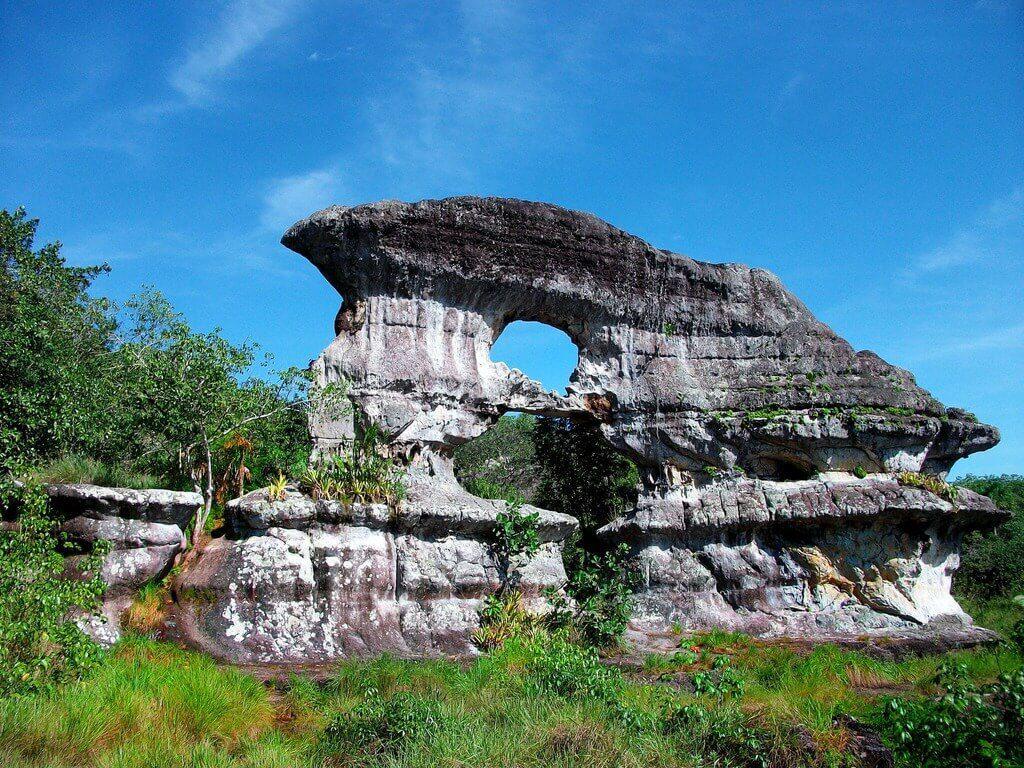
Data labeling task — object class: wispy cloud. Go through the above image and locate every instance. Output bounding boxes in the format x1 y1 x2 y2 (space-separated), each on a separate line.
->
918 186 1024 270
261 164 346 233
169 0 306 106
910 322 1024 361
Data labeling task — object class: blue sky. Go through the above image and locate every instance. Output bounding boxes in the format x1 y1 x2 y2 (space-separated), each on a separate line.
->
1 1 1021 476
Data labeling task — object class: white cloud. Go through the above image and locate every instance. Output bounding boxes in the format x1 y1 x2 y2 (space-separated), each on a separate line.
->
918 187 1023 270
912 322 1024 361
261 165 345 233
170 0 306 105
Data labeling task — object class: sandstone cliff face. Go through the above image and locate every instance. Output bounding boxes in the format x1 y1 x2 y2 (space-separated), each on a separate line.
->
43 483 201 644
138 195 1010 661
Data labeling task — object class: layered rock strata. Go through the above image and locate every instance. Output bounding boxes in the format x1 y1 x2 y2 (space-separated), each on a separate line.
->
175 470 576 662
44 483 200 643
603 475 1004 637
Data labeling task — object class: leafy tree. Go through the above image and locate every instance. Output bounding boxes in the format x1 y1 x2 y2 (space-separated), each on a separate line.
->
0 477 108 696
454 413 539 500
0 208 116 473
955 475 1024 600
533 417 638 543
108 290 348 546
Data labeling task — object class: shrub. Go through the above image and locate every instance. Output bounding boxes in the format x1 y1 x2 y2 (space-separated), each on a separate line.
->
692 656 747 699
320 687 441 755
663 704 807 768
523 633 622 702
299 422 405 505
551 541 640 647
494 494 540 560
878 661 1024 767
0 477 107 696
454 413 539 500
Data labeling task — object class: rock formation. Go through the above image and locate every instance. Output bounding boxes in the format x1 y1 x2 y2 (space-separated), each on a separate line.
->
175 476 574 662
179 196 1004 659
44 483 200 643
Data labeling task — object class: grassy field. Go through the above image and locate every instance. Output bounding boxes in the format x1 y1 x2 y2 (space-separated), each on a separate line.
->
1 627 1021 768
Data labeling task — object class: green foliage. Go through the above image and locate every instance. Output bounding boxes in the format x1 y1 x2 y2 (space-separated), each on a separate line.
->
454 413 539 500
1 207 347 522
553 541 640 647
0 637 279 765
663 705 808 768
266 472 288 501
320 687 442 756
878 662 1024 768
299 422 405 506
0 208 116 474
854 464 868 479
743 407 789 421
533 417 639 539
2 631 1023 768
473 590 547 650
955 475 1024 600
523 633 622 702
0 478 107 696
494 494 540 560
110 290 349 540
897 470 959 502
691 655 747 699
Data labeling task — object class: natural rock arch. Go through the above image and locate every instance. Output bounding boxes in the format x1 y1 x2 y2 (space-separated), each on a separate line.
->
171 197 1007 661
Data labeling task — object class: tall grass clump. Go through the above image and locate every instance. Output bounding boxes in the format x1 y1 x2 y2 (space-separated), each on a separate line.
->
0 638 277 767
23 455 166 490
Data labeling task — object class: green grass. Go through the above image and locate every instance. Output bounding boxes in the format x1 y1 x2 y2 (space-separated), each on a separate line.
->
23 455 167 490
0 631 1021 768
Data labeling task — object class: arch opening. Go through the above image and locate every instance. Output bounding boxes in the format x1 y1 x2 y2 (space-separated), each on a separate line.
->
453 413 639 539
490 320 579 395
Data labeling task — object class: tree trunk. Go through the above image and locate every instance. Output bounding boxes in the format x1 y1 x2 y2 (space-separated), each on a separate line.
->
191 441 214 549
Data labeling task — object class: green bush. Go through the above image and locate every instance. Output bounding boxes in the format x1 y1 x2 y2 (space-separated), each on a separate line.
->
494 494 541 560
663 704 805 768
320 687 441 755
0 478 107 696
552 541 640 647
523 634 622 702
533 417 639 539
878 661 1024 767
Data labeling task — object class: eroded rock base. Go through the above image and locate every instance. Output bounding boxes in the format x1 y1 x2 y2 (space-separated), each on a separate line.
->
602 476 1005 642
175 470 577 663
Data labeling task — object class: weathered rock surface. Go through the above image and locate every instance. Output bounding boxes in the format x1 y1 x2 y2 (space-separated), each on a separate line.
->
283 197 996 478
42 483 200 643
605 477 1005 637
274 196 1005 647
175 470 577 662
46 483 200 593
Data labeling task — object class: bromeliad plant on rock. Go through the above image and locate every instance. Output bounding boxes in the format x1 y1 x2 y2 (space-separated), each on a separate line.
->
298 422 406 506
